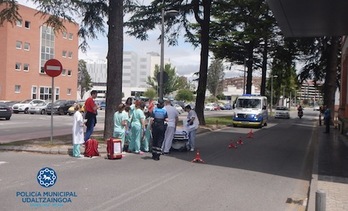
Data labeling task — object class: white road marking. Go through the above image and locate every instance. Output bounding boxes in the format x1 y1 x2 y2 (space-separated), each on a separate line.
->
0 161 8 165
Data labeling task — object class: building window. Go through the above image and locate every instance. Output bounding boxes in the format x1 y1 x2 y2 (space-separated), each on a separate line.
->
55 88 60 100
62 31 67 39
15 62 21 70
67 88 71 95
67 70 72 76
39 87 52 100
32 86 37 99
23 64 29 72
24 21 31 29
62 50 67 57
16 20 22 27
68 51 72 59
68 33 73 40
16 41 22 49
62 69 66 76
24 42 30 51
15 85 21 93
40 25 55 74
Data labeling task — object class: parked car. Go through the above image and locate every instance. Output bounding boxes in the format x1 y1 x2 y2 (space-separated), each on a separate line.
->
4 101 21 107
0 102 12 120
205 103 220 111
68 101 85 116
174 104 184 114
12 99 46 114
274 106 290 119
28 101 49 114
46 100 76 115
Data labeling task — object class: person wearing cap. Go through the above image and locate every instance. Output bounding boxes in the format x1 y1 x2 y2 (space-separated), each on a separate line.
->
151 99 168 161
162 100 179 154
184 105 199 151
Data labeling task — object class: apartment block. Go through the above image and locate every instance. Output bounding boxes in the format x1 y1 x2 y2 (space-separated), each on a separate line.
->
84 51 163 99
0 4 79 101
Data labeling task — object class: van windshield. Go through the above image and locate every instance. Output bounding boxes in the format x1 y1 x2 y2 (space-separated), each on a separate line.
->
236 99 261 109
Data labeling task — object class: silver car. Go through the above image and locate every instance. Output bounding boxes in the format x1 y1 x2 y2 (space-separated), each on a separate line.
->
12 99 46 114
274 106 290 119
28 101 49 114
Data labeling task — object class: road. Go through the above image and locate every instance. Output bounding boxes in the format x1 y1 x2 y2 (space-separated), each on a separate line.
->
0 110 317 210
0 110 235 143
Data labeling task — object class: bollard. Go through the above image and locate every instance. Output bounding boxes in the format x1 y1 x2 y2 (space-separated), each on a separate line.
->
315 190 326 211
319 113 322 126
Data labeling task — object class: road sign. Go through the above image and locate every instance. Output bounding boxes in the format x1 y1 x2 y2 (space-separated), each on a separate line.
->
44 59 63 77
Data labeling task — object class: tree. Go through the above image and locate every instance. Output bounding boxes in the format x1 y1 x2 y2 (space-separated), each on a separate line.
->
147 63 183 97
175 89 194 102
143 88 157 100
125 0 212 125
207 59 224 97
210 0 279 95
78 59 93 99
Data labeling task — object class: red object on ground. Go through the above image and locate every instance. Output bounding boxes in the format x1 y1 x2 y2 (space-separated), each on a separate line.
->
237 137 244 145
192 150 205 163
228 141 238 149
247 129 254 138
106 138 122 159
84 139 100 157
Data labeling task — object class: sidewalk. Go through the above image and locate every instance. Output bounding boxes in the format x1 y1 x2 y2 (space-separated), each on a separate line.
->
307 124 348 211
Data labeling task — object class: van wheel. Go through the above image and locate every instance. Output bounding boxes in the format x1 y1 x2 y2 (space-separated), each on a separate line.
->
24 108 29 114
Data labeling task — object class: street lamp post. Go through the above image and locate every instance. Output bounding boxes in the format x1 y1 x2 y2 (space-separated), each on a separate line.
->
159 9 178 101
243 57 246 94
270 75 278 116
159 8 165 101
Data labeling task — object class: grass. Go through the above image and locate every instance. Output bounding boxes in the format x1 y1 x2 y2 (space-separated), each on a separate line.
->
205 116 232 126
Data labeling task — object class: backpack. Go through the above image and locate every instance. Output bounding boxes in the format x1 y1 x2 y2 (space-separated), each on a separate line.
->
84 139 100 157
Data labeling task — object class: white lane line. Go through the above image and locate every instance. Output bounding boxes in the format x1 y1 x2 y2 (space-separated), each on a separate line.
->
0 161 8 165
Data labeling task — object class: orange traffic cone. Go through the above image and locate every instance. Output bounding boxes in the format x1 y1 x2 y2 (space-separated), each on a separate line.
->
192 150 205 163
237 137 244 145
247 129 254 138
228 141 238 149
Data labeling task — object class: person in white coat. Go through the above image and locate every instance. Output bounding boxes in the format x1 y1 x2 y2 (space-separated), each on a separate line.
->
72 104 84 157
184 105 199 152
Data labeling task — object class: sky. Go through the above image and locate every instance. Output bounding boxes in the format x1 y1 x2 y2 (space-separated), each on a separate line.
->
17 0 245 79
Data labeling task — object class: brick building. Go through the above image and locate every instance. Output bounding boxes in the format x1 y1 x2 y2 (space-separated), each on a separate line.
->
0 4 79 101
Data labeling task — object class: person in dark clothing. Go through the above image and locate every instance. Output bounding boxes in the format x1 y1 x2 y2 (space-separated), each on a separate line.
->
151 99 167 161
323 105 331 133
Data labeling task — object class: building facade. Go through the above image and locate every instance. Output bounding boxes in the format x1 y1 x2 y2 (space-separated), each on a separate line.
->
84 51 163 99
0 4 79 101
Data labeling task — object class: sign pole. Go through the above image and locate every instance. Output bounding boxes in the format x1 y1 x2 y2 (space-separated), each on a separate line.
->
50 77 54 144
43 59 63 145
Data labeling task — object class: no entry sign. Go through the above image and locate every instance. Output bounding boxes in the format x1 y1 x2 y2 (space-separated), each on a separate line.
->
44 59 63 77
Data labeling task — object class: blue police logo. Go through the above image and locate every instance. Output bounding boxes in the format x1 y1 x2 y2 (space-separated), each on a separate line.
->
37 167 57 188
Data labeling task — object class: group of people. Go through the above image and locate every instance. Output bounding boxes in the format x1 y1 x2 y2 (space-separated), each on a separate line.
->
71 90 200 161
114 97 199 161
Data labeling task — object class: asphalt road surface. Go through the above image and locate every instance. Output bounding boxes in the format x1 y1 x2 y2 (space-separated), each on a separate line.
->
0 112 316 211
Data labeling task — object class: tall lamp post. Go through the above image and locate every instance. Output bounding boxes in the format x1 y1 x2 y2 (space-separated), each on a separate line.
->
159 9 178 100
270 75 278 116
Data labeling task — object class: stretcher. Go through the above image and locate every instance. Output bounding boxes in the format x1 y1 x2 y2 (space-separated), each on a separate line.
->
171 129 189 151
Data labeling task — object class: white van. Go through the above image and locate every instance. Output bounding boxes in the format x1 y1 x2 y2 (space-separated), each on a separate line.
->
232 95 268 128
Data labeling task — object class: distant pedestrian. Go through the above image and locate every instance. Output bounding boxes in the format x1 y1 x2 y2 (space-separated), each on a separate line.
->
162 100 179 154
84 90 98 142
323 105 331 133
184 105 199 152
72 104 84 157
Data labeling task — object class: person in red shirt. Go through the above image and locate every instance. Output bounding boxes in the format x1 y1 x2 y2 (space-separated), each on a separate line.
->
84 90 98 142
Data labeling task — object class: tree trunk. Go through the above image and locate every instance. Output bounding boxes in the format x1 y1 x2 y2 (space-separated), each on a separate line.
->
104 1 124 140
324 36 339 123
261 39 268 96
246 41 254 94
194 0 212 126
